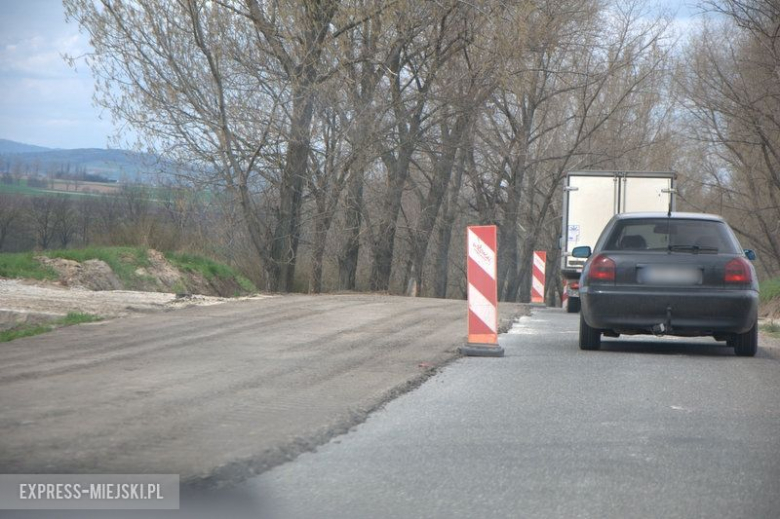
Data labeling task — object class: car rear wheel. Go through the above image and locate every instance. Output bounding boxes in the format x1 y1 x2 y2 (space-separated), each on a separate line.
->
579 314 601 350
566 297 580 313
730 321 758 357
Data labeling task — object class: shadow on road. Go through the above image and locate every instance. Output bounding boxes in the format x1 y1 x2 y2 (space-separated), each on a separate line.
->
598 338 736 357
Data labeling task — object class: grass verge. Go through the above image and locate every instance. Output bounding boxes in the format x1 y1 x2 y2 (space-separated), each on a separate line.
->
0 252 58 280
760 276 780 304
0 312 103 343
165 251 257 293
0 247 150 286
760 319 780 338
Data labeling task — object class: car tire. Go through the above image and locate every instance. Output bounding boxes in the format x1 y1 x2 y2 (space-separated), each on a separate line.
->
566 297 580 313
730 321 758 357
579 314 601 350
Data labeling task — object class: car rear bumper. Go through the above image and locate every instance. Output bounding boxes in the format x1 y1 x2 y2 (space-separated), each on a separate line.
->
581 286 758 335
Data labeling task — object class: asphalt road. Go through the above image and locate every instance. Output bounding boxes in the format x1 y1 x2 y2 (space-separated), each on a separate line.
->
247 308 780 519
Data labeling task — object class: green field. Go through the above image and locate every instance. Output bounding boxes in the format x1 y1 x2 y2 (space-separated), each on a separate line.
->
0 179 214 204
0 180 51 196
0 179 102 198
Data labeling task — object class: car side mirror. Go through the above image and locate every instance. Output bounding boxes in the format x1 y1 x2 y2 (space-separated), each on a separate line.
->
744 249 756 261
572 246 592 258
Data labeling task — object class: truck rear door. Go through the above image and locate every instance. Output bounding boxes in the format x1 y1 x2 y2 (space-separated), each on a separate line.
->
564 174 618 271
621 175 674 213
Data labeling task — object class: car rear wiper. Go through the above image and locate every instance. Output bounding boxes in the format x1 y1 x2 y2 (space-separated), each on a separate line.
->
669 245 718 254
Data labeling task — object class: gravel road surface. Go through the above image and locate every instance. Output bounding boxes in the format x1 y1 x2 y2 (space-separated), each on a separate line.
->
247 308 780 519
0 279 253 330
0 293 525 489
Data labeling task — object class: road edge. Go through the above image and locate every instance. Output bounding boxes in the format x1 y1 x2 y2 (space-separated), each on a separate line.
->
184 302 531 490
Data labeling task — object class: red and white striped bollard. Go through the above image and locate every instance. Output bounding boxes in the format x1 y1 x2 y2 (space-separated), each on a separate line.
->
460 225 504 357
531 251 546 304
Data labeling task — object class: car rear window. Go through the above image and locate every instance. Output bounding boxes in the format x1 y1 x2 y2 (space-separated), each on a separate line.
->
601 218 741 253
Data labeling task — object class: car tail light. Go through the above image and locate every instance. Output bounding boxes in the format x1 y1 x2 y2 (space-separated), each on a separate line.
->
589 254 616 282
724 258 752 283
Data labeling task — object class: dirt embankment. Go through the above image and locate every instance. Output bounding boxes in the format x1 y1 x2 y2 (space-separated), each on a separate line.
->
0 249 261 331
0 279 269 331
36 249 247 297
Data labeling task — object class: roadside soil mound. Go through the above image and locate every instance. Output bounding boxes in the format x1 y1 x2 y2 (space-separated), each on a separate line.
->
34 249 247 298
133 249 185 292
36 257 123 291
0 278 268 331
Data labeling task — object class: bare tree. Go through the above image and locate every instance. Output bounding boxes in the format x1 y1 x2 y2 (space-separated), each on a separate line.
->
306 106 350 293
677 0 780 272
365 1 472 291
471 0 673 301
52 196 78 249
28 196 56 250
61 0 685 298
0 194 22 250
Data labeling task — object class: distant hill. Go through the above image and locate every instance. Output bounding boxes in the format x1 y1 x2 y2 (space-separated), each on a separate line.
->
0 139 53 154
0 139 176 183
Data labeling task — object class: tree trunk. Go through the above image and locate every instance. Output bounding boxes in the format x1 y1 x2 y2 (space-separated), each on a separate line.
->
432 144 467 298
369 145 414 291
368 45 428 292
513 237 536 303
402 257 416 296
545 247 561 306
408 114 470 296
432 222 453 298
309 216 328 294
269 88 314 292
496 128 529 300
245 0 337 292
497 158 523 301
309 169 344 294
510 174 561 303
338 168 364 290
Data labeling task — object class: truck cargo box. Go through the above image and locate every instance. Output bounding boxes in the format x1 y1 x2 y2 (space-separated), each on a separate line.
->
561 171 676 311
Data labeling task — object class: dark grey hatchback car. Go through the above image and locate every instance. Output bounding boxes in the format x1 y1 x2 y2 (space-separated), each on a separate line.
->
574 212 759 356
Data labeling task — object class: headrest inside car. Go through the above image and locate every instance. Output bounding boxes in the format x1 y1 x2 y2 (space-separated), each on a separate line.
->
620 235 647 249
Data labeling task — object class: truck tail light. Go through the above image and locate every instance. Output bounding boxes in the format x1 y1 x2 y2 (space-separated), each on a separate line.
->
724 258 752 283
589 254 616 282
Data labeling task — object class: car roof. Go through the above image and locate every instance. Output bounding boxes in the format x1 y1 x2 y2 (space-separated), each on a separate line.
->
614 212 725 222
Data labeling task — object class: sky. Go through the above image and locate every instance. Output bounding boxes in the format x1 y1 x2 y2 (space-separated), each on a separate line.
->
0 0 113 149
0 0 699 151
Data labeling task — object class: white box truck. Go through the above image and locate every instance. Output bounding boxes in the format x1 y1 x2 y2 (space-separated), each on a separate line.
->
561 171 676 312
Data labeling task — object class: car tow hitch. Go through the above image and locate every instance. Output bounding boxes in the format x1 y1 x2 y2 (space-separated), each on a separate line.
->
652 306 674 336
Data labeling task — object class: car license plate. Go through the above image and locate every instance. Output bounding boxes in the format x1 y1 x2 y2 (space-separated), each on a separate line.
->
638 266 702 285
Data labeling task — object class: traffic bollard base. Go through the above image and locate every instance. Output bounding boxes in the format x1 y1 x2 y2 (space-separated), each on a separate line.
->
459 343 505 357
